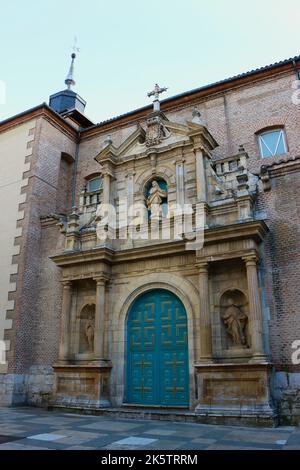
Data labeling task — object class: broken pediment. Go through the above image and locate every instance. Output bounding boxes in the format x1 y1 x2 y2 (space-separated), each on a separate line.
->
94 126 147 164
94 109 218 167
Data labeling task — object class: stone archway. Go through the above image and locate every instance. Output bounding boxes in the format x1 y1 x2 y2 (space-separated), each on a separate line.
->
124 288 189 407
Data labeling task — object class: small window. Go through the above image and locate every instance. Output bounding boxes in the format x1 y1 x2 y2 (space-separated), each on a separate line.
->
87 177 102 192
258 129 287 158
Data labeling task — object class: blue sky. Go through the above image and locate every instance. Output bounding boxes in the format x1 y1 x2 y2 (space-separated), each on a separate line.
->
1 0 300 123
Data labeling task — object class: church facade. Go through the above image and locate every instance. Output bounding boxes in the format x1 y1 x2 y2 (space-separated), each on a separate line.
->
0 55 300 425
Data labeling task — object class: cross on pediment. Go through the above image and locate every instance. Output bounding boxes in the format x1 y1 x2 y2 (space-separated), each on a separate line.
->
147 83 168 111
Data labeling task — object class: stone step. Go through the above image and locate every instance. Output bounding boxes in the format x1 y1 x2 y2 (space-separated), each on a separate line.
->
48 403 278 427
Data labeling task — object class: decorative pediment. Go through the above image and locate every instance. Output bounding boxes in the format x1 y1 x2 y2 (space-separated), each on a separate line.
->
185 120 218 152
94 109 218 169
94 126 146 164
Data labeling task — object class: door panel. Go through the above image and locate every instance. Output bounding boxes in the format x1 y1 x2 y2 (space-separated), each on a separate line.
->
126 289 189 407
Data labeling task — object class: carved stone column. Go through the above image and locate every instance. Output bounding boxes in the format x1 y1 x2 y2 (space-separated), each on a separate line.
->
194 146 207 203
102 172 111 206
243 255 267 362
196 262 212 362
94 277 108 360
175 159 185 207
58 280 72 361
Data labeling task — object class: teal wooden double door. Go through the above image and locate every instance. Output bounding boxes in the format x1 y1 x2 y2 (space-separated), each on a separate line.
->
126 289 189 407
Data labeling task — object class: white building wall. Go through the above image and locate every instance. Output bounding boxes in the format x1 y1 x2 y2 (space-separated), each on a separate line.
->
0 120 36 373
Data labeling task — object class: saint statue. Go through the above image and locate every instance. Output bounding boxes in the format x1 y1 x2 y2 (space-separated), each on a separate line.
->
221 298 248 347
85 317 94 352
146 180 168 219
146 180 167 217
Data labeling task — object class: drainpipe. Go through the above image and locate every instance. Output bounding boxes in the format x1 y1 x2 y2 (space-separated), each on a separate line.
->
71 131 81 207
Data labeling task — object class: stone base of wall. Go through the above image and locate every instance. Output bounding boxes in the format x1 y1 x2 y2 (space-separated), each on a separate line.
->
1 366 300 428
51 363 112 408
195 362 276 425
0 374 27 406
273 372 300 425
0 366 54 407
26 366 54 406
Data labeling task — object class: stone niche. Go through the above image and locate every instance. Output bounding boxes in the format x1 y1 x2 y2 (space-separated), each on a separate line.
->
195 258 275 424
220 289 250 352
78 303 95 356
211 260 252 361
51 278 112 409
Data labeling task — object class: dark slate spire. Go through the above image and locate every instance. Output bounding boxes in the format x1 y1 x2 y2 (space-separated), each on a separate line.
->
65 53 76 90
49 52 87 118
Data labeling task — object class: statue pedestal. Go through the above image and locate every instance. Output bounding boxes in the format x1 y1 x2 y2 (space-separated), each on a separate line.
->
195 362 276 425
51 363 112 409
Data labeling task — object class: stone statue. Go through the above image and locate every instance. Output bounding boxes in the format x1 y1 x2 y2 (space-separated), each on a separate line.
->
221 298 248 347
146 180 167 219
147 181 167 208
85 317 94 352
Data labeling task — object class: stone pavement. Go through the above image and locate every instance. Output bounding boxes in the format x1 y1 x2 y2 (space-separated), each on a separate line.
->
0 407 299 450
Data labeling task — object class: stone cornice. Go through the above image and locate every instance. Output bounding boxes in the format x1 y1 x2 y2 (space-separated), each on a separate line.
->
50 220 269 268
266 157 300 177
0 103 78 141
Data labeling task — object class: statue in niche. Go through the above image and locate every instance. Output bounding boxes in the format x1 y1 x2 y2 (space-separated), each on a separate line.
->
146 180 167 218
147 180 167 207
221 298 248 348
85 316 94 352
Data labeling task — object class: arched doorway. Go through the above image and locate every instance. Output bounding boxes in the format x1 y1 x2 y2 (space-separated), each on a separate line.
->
125 289 189 407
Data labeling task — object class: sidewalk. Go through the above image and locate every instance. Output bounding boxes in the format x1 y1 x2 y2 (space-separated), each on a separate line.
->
0 407 299 450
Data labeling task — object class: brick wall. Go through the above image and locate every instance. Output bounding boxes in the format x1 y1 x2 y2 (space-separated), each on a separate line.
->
6 116 76 374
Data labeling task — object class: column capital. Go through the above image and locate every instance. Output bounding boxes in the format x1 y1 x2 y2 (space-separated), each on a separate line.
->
242 254 259 266
102 170 113 178
93 275 110 286
61 280 72 288
195 261 209 273
193 144 205 154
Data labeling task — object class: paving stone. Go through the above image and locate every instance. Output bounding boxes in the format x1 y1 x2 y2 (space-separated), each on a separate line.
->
113 436 157 446
206 444 272 450
178 442 209 450
216 439 283 450
27 433 66 441
285 434 300 446
143 428 177 436
223 430 291 444
65 445 98 450
191 437 218 445
146 439 185 450
0 434 23 444
103 444 142 450
79 421 143 431
0 442 51 450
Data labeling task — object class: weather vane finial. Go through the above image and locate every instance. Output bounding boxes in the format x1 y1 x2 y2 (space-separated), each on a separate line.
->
65 37 80 90
147 83 168 112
